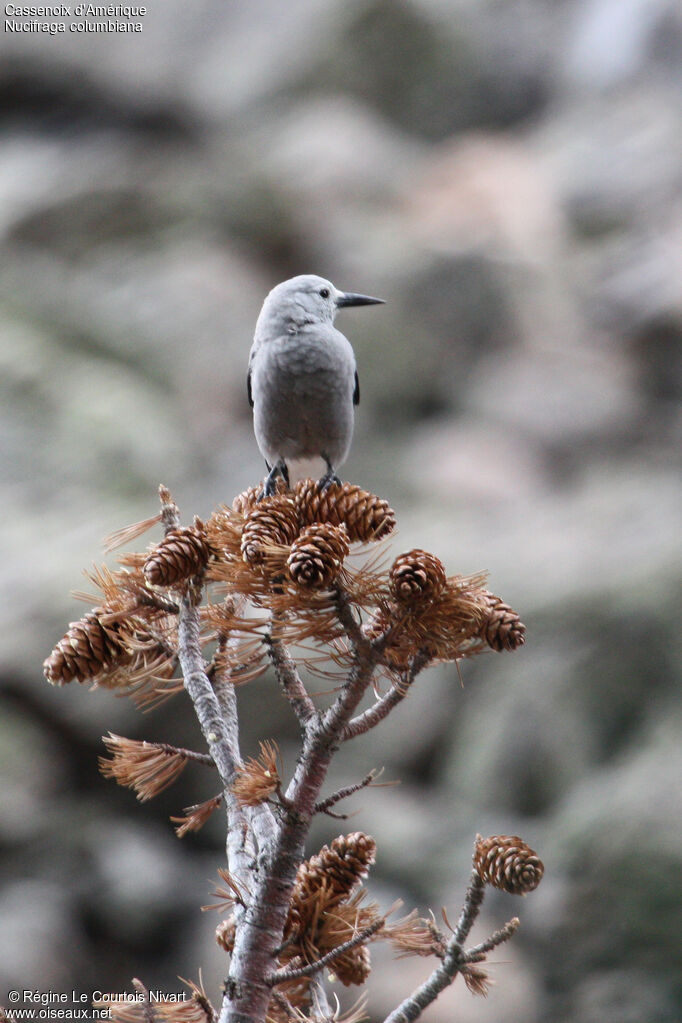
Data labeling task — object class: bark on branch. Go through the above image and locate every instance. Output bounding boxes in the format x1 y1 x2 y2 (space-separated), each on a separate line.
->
266 916 385 985
265 630 316 726
222 601 383 1023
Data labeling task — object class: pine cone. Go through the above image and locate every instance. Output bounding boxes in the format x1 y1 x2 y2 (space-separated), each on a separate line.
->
295 480 395 543
215 917 237 953
143 524 212 587
479 593 526 651
287 523 350 590
473 834 544 895
43 609 129 685
333 942 371 987
240 496 299 566
389 549 447 604
232 485 261 517
295 832 376 906
232 477 288 516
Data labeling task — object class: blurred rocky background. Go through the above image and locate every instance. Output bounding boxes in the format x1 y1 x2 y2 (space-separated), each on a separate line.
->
1 0 681 1020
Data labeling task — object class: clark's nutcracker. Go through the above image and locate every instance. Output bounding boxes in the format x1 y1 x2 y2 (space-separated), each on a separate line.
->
248 274 384 496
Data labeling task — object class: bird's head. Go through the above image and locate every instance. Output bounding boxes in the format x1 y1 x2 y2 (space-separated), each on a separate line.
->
258 275 384 332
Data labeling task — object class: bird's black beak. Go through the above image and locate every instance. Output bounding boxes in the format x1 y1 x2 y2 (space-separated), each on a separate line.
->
336 292 385 308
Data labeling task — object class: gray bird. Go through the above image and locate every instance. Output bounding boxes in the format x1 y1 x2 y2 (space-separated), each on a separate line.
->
248 274 384 497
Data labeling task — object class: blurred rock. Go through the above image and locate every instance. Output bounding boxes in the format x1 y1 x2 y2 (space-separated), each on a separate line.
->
465 341 641 448
561 0 682 92
406 133 565 264
86 818 197 939
537 715 682 1021
532 84 682 237
292 0 549 139
0 881 82 991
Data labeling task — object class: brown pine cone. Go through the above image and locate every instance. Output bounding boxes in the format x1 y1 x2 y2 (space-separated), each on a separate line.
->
389 549 447 604
143 524 212 587
240 496 299 566
288 833 376 937
479 593 526 651
232 477 288 516
294 832 376 908
473 834 544 895
287 523 350 590
333 942 371 987
43 609 129 686
295 480 396 543
232 485 261 516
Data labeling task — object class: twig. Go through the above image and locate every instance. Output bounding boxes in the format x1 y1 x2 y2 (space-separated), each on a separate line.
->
212 628 277 853
177 582 267 896
382 941 466 1023
383 914 519 1023
177 597 241 791
133 980 158 1023
269 990 298 1022
155 742 214 766
333 585 371 651
310 978 333 1021
266 630 316 725
136 590 180 615
159 484 180 534
274 781 294 810
465 917 519 959
266 916 386 986
382 872 488 1023
342 651 430 740
453 871 485 945
314 769 383 817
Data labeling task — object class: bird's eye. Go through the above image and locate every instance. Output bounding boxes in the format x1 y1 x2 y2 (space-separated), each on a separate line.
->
319 288 330 298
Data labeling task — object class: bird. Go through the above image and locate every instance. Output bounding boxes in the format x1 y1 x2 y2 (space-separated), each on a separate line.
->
247 274 384 497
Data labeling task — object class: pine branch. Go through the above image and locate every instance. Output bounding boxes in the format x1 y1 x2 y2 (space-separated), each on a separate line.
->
155 742 214 766
223 635 382 1023
333 585 371 651
266 916 386 985
382 941 468 1023
381 873 488 1023
342 651 430 740
212 632 277 850
314 769 383 818
382 910 518 1023
453 871 485 945
465 917 519 959
266 628 316 725
310 979 333 1022
178 596 241 791
177 587 267 898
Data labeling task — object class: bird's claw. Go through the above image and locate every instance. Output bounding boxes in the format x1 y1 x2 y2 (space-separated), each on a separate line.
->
259 460 289 500
318 469 342 492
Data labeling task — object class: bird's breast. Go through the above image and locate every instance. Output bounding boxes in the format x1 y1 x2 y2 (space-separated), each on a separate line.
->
250 330 356 465
256 332 353 399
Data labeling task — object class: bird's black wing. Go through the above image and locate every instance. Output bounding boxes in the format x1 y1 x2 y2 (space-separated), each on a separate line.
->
353 370 360 406
247 368 253 408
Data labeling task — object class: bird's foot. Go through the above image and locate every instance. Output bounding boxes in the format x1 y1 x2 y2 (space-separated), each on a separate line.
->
259 460 289 500
317 467 342 492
